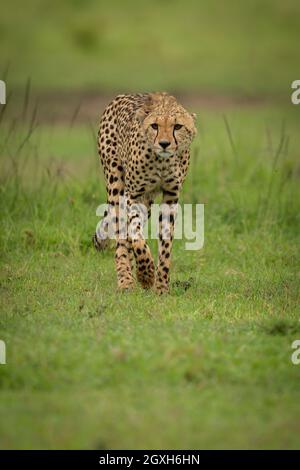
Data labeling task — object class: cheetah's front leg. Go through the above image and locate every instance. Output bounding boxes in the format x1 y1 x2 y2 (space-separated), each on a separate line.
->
108 173 135 291
155 190 179 294
127 198 155 289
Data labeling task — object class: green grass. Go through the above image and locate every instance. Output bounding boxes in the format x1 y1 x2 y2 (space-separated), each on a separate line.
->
1 0 300 95
0 101 300 449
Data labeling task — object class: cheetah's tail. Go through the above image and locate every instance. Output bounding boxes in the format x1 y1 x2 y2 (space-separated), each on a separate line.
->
93 232 109 251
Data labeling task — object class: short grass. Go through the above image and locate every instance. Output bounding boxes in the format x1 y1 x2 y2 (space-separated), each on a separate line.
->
1 0 300 95
0 103 300 449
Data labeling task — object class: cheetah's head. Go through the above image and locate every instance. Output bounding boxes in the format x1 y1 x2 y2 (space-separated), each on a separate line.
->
137 93 197 158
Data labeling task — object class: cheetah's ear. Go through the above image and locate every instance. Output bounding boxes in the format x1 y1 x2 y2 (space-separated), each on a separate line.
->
136 96 154 123
188 112 197 136
136 107 149 123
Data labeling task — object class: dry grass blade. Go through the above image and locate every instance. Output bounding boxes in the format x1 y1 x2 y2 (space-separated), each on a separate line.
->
223 113 238 165
260 119 287 222
15 99 39 156
22 78 31 121
70 101 82 128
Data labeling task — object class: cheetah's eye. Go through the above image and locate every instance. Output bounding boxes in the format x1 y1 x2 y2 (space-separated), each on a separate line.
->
174 124 183 130
151 123 158 130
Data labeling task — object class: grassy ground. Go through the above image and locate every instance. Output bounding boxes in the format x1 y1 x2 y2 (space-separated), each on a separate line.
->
0 101 300 449
1 0 300 95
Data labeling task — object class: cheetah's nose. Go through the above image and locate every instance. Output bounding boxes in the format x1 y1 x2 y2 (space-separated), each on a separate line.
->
159 140 171 150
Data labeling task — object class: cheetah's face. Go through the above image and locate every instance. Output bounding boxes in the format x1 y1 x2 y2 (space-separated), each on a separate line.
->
141 112 197 158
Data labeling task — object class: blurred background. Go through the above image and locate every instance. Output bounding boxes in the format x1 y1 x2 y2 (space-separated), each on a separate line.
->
1 0 299 99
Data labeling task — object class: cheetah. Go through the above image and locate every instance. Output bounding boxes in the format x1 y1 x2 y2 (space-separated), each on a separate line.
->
93 92 197 294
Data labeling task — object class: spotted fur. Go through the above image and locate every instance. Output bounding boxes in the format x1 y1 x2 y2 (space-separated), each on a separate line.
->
94 92 197 294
